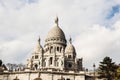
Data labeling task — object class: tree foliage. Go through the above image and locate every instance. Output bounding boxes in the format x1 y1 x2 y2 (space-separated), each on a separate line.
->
98 56 118 80
6 63 25 71
115 66 120 80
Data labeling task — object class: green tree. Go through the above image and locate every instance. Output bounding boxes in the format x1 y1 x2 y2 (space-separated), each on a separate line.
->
98 56 118 80
115 66 120 80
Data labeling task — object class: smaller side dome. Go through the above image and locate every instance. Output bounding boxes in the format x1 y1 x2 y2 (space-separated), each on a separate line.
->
65 43 76 53
65 38 76 53
34 37 43 53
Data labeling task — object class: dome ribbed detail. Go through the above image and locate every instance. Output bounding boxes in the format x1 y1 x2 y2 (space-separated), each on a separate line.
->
46 26 66 40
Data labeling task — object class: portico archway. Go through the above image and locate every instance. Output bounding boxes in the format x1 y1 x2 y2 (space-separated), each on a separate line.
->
13 76 19 80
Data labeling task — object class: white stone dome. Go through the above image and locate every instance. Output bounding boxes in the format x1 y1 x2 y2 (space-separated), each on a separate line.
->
45 17 66 46
65 38 76 53
46 25 66 40
65 43 76 53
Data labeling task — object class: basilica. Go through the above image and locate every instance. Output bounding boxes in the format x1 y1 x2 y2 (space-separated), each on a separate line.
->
0 17 92 80
27 17 83 72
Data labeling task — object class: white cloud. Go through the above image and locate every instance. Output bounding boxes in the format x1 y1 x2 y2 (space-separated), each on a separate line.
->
0 0 120 69
74 20 120 69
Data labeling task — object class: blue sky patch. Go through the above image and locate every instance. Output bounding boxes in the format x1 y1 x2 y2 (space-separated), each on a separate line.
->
27 0 39 4
106 5 120 19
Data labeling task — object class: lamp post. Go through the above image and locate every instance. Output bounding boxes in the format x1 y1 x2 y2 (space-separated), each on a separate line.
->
93 63 96 80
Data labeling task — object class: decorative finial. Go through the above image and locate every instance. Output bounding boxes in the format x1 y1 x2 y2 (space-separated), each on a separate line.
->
69 37 72 44
55 16 58 25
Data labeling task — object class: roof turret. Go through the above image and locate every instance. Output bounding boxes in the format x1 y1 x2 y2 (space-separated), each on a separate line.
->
34 37 43 53
65 38 76 53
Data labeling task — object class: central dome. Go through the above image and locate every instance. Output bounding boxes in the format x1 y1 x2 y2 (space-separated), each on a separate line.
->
45 17 66 45
46 25 65 40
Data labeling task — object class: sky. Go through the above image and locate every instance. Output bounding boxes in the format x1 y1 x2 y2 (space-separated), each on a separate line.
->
0 0 120 70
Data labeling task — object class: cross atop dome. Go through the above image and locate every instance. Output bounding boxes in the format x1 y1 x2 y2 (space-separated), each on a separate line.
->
55 16 59 26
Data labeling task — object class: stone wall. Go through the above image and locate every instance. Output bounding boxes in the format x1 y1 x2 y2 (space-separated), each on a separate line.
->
0 71 85 80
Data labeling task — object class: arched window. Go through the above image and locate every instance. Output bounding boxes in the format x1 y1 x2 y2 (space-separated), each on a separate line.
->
66 78 70 80
50 46 53 53
57 47 59 52
50 57 53 65
34 64 38 70
13 76 19 80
